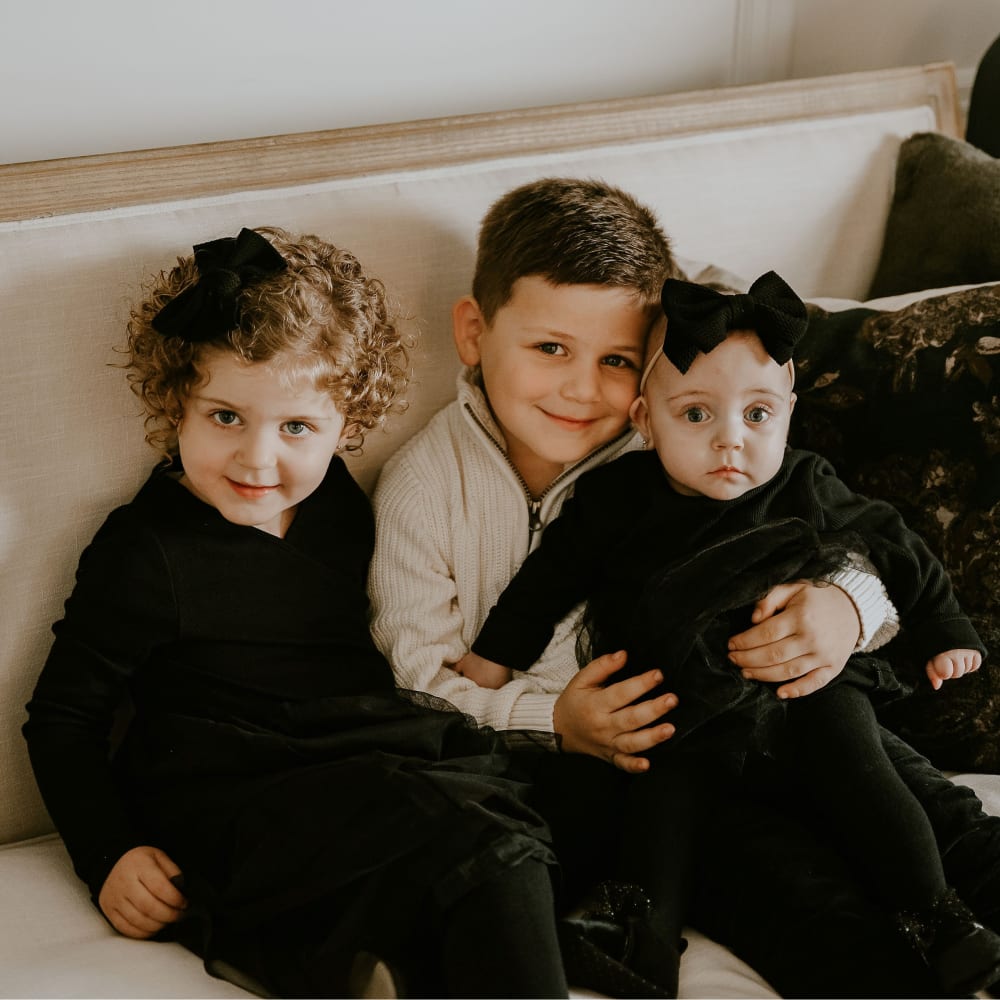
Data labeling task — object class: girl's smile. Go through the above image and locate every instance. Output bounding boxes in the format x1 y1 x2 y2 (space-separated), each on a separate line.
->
177 348 347 537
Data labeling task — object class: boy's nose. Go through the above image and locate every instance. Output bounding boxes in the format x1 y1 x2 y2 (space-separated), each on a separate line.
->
561 362 601 402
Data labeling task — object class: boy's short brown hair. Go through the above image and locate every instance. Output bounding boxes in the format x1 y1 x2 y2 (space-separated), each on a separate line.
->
471 177 675 325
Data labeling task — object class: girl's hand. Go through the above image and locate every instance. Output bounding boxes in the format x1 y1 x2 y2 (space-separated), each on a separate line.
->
453 652 513 689
926 649 982 690
98 846 187 939
727 581 859 699
553 650 677 773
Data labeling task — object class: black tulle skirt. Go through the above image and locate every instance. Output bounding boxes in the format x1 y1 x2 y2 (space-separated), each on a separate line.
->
116 686 554 996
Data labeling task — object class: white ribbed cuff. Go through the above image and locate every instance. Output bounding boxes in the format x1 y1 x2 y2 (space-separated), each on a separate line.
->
825 566 901 652
505 693 558 734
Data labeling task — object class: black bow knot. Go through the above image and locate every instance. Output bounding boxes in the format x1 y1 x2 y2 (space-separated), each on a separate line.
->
660 270 807 374
152 228 287 342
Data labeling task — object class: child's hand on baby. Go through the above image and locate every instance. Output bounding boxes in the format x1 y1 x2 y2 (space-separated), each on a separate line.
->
453 652 513 689
926 649 982 691
98 845 187 939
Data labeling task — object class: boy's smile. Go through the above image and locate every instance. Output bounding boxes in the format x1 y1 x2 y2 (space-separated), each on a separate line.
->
176 349 347 537
453 276 651 496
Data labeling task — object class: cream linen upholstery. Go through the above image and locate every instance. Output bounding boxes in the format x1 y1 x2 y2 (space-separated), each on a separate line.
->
1 63 994 998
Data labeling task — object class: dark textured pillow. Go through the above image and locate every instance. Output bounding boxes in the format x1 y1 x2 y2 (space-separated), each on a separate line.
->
791 284 1000 770
868 132 1000 298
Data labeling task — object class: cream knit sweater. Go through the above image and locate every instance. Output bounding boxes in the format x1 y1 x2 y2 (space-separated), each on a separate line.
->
369 369 896 734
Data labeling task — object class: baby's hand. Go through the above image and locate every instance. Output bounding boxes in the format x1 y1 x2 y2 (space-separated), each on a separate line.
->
98 845 187 939
926 649 983 691
453 652 513 689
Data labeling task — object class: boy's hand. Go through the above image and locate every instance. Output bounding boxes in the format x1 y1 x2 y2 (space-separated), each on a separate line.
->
453 651 513 689
553 650 677 774
727 581 858 700
98 845 187 939
926 649 982 690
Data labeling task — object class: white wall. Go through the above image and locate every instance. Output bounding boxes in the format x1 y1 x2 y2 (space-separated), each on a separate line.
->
1 0 997 166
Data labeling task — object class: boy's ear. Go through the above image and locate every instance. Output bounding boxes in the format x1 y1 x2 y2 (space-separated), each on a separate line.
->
452 296 486 366
629 395 652 441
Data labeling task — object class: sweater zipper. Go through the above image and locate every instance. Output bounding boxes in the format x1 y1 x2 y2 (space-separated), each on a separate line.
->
463 403 632 537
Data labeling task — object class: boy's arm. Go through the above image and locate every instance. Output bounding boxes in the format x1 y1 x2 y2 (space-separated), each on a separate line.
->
369 462 565 731
370 452 678 761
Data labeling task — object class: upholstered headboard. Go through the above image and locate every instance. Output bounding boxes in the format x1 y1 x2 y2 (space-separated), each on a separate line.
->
0 63 960 845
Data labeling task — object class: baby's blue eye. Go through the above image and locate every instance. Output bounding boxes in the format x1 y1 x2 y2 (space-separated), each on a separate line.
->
284 421 310 436
746 406 770 424
684 408 707 423
537 343 564 356
213 410 239 426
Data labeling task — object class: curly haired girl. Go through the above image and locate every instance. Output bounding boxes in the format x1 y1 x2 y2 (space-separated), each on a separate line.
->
23 227 567 998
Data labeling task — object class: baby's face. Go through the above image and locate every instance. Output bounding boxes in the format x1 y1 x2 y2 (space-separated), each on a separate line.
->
632 330 795 500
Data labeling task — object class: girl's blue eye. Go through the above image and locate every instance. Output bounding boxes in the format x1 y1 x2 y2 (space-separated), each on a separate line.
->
746 406 770 424
284 421 310 436
213 410 239 426
684 407 707 423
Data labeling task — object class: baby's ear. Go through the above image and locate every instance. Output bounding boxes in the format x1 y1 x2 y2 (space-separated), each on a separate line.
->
629 395 652 441
452 296 486 366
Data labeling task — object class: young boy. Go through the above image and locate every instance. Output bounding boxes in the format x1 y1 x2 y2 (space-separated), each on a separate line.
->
368 178 1000 996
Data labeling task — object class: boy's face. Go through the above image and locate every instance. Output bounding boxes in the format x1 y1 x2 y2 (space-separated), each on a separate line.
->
631 330 795 500
453 276 650 495
177 348 346 537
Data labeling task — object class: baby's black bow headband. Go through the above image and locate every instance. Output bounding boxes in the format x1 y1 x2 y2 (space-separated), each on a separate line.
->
152 228 287 342
654 270 808 378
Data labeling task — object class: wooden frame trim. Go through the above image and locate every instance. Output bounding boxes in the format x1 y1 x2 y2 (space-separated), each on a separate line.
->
0 63 959 224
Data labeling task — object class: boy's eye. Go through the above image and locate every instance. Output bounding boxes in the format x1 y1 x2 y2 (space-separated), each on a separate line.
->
283 421 311 436
684 407 707 423
746 406 771 424
536 343 566 356
602 354 636 370
212 410 240 427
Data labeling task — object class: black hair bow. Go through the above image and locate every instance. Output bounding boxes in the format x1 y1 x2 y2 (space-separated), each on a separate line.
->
151 228 287 342
660 270 807 373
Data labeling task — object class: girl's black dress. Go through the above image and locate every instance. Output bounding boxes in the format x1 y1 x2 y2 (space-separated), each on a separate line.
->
23 459 554 996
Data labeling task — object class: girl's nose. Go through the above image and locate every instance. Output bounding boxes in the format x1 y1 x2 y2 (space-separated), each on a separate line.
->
237 430 277 469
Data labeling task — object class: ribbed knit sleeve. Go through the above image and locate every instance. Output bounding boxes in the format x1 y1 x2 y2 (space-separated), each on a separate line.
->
369 403 567 733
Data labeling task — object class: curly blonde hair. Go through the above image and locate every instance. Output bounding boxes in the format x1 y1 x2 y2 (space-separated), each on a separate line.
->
124 226 409 457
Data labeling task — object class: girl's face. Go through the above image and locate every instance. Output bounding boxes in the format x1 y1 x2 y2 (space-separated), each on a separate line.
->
176 348 346 537
631 330 795 501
